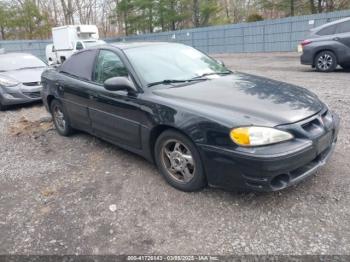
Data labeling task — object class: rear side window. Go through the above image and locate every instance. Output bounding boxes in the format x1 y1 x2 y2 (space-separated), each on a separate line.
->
316 25 337 36
336 21 350 34
60 50 97 81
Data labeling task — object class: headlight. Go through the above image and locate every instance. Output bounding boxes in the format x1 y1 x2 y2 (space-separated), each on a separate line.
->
230 126 293 147
0 76 19 87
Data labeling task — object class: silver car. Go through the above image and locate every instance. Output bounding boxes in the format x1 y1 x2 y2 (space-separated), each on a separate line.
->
0 53 47 110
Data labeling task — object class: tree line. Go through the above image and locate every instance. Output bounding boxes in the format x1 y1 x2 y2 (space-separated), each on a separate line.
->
0 0 349 40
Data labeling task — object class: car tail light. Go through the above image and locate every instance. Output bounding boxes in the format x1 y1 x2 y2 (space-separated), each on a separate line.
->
301 40 312 47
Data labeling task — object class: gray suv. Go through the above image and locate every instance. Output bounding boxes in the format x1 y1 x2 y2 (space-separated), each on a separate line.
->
300 17 350 72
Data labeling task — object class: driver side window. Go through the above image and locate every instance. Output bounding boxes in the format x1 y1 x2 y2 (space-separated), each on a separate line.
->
94 50 128 85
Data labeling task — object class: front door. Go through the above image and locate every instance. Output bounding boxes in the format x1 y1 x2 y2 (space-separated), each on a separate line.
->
88 49 143 149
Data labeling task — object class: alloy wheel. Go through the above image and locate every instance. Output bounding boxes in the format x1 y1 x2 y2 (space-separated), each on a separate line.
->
161 139 196 183
53 105 66 131
317 54 333 71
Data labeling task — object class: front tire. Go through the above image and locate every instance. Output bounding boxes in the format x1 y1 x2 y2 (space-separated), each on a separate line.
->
50 99 73 136
155 130 206 192
314 51 337 72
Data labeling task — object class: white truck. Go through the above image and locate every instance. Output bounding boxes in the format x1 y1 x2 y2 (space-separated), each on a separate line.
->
46 25 106 64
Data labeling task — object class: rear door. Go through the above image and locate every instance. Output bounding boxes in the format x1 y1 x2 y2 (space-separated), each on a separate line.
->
58 49 98 131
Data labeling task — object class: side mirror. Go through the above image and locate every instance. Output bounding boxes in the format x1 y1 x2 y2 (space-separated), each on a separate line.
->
104 77 136 92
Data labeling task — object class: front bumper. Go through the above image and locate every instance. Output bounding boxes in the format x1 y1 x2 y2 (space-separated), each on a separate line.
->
0 85 42 106
198 112 340 192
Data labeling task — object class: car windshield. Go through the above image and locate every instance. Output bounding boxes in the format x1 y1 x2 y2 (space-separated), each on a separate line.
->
0 54 46 71
124 44 230 86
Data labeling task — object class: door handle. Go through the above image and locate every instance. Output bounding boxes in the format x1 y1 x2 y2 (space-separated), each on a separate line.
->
333 37 340 41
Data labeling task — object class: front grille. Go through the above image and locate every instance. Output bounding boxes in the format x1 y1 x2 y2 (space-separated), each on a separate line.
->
23 91 41 98
300 109 332 137
23 81 41 86
301 117 324 136
302 118 322 132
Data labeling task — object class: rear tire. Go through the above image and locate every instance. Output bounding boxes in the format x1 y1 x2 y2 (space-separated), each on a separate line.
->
314 51 337 72
50 99 73 136
155 130 206 192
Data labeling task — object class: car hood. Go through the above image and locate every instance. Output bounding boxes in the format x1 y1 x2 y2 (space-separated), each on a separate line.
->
0 67 45 84
152 73 324 126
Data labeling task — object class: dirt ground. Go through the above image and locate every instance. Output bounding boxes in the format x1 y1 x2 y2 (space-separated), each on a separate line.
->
0 53 349 255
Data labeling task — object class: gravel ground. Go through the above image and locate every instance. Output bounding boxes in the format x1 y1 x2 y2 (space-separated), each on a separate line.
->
0 52 349 255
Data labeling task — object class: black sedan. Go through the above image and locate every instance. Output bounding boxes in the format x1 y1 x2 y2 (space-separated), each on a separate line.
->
41 42 340 192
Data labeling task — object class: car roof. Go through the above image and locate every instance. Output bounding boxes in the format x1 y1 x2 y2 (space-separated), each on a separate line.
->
311 17 350 32
110 41 183 50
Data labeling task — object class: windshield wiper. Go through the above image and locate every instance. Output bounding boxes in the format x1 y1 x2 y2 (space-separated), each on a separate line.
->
191 71 232 80
147 78 207 87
